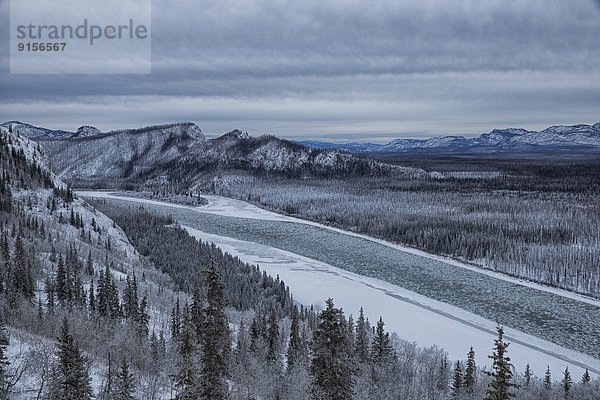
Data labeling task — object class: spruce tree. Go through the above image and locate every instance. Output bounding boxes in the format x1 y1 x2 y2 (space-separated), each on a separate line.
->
464 347 476 393
199 260 230 400
136 296 149 339
371 317 395 365
310 298 355 400
52 318 92 400
523 364 532 387
543 366 552 390
266 307 280 363
115 358 136 400
174 305 198 400
451 360 463 400
581 368 591 384
287 305 305 372
484 324 517 400
86 251 94 276
561 366 572 398
11 236 33 299
347 315 355 355
355 307 369 363
55 255 67 305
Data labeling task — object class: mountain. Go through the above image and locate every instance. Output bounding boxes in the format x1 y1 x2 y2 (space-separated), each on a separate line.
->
1 121 78 140
9 123 423 191
31 122 205 188
299 122 600 153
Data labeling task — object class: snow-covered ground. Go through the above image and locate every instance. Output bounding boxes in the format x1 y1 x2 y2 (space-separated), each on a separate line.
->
194 195 600 307
182 227 599 378
78 191 600 378
80 191 600 308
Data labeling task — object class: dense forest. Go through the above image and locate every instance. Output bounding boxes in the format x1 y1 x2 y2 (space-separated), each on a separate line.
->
1 127 599 399
215 166 600 298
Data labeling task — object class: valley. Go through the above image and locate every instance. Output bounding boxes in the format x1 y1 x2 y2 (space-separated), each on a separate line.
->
79 191 600 377
2 120 599 399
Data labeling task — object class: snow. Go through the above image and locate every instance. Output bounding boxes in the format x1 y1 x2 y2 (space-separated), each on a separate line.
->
182 227 600 378
78 190 600 307
92 192 600 307
77 191 600 378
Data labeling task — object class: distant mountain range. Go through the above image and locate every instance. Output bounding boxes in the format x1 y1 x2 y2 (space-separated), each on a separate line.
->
298 123 600 153
1 121 422 190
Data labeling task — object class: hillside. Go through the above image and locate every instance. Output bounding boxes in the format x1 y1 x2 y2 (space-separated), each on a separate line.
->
0 125 299 398
7 122 424 192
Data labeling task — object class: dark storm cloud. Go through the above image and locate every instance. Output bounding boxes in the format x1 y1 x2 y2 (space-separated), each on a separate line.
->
0 0 599 139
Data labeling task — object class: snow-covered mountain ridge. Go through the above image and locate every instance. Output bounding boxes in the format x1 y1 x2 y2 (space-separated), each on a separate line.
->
5 122 425 190
298 122 600 153
1 121 205 142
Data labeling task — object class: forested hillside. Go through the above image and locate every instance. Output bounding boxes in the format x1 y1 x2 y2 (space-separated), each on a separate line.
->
11 121 424 192
0 126 598 398
217 171 600 298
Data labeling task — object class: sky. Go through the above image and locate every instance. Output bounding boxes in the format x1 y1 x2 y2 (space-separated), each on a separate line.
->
1 0 599 142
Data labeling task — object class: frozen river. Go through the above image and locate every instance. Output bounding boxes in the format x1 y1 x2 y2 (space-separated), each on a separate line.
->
79 191 600 378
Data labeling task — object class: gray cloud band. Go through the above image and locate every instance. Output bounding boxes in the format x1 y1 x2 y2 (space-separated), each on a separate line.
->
1 0 599 136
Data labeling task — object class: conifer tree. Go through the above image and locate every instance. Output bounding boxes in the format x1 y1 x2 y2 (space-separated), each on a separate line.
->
371 317 395 365
266 307 280 363
86 251 94 276
561 366 572 398
115 358 136 400
484 324 517 400
355 307 369 363
451 360 463 400
287 305 305 372
199 260 230 400
11 236 33 299
51 318 92 400
136 296 150 339
310 298 355 400
190 289 204 339
464 346 476 393
581 368 591 384
543 366 552 390
174 305 198 400
124 274 139 320
523 364 532 387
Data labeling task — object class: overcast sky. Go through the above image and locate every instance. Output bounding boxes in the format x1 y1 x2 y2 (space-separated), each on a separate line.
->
1 0 599 142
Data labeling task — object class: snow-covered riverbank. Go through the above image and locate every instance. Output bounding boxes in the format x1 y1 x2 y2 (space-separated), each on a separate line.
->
78 191 600 378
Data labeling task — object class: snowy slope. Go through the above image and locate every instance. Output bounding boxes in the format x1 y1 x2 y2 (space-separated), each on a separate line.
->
1 121 77 140
0 126 183 398
10 122 426 189
194 131 421 176
40 122 205 183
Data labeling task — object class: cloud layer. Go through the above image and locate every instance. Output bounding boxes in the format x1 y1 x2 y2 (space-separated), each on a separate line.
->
1 0 599 140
